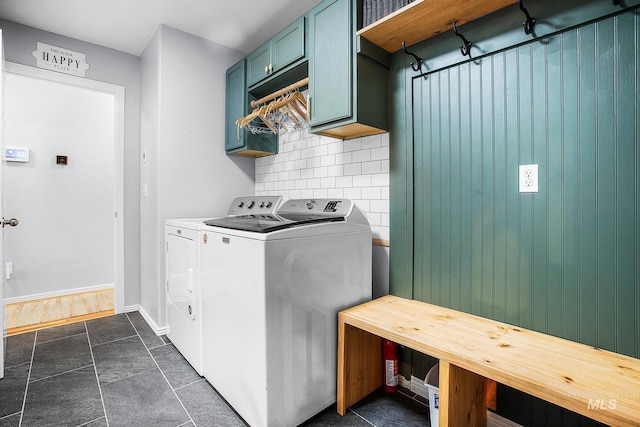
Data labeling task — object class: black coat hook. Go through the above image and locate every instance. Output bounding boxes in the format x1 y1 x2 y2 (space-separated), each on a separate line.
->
519 0 536 35
402 41 425 73
452 21 472 57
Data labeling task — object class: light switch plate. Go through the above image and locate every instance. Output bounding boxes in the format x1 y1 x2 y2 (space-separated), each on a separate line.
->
519 164 538 193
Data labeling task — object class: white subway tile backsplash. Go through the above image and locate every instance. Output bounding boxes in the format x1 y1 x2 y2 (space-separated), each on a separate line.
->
344 163 362 176
306 157 321 168
307 178 321 188
327 188 344 198
314 188 328 198
313 144 328 157
362 134 382 149
371 173 389 186
256 129 390 240
321 177 336 188
353 174 372 187
336 176 353 188
314 167 328 178
343 139 362 152
321 155 336 167
301 147 314 159
371 146 389 161
290 169 301 180
352 149 371 163
301 168 314 179
344 188 362 200
370 199 389 213
362 161 382 174
362 187 381 200
366 212 381 226
335 152 352 165
327 165 344 177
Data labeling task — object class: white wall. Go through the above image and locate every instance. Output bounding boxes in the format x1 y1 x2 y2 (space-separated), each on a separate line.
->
3 74 115 298
140 25 254 328
0 19 141 307
255 129 390 297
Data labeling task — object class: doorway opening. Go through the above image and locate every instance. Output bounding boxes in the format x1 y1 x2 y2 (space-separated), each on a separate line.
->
2 63 124 333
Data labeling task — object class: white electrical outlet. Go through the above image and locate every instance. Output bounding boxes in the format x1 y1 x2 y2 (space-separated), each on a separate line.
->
519 164 538 193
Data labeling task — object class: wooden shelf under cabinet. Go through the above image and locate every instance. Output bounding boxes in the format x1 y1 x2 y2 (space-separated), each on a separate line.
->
357 0 517 53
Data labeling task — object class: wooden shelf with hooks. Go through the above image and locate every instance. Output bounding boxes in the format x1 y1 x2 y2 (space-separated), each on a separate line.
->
356 0 517 53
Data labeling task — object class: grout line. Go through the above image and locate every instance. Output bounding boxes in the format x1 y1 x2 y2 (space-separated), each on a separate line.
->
35 331 88 345
0 411 21 421
173 377 207 392
125 313 197 426
89 334 139 348
348 409 376 426
85 322 110 427
18 331 38 426
76 416 107 427
27 364 95 384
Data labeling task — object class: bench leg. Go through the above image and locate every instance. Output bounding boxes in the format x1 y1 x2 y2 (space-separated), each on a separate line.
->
337 320 383 415
439 361 487 426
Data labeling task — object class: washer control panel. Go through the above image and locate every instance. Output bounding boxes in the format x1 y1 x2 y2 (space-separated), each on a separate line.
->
278 199 353 216
227 196 283 216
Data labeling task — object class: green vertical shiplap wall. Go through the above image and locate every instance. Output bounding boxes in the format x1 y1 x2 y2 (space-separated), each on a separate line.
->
390 2 639 425
412 9 639 356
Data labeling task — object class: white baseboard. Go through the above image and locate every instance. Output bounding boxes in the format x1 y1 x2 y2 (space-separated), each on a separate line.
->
4 283 114 304
137 305 169 336
408 375 521 427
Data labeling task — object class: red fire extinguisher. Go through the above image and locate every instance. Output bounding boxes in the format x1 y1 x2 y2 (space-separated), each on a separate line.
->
383 339 398 392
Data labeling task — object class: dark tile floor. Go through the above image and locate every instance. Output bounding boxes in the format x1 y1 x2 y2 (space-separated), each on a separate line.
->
0 312 429 427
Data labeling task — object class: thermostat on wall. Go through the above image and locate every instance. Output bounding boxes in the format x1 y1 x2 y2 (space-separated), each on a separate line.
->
3 147 30 162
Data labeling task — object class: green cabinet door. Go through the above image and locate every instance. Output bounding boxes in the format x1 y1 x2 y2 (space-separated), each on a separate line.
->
272 17 305 70
246 17 306 88
308 0 352 127
225 58 278 156
246 43 271 88
225 59 246 152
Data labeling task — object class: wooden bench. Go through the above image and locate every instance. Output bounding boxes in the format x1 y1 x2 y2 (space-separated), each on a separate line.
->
337 295 640 426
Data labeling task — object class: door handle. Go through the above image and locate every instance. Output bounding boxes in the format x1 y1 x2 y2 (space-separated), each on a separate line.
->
2 218 19 228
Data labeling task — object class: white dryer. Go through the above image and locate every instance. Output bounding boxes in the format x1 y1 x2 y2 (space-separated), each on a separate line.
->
166 196 283 376
165 218 207 375
201 198 372 427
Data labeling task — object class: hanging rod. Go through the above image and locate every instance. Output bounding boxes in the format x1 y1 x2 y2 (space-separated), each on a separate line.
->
251 77 309 108
452 21 472 57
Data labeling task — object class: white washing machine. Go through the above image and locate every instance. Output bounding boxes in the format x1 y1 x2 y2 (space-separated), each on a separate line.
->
201 198 372 427
165 218 207 375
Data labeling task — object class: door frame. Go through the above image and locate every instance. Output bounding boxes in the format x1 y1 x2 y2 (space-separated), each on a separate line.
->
4 62 125 314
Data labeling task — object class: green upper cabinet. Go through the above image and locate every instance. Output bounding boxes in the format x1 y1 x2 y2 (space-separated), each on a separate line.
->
246 17 306 88
225 58 277 157
308 0 389 140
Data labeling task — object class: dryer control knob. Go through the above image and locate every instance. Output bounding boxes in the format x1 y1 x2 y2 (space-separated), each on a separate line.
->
238 201 245 208
259 201 265 208
266 201 273 208
247 200 255 208
306 200 316 209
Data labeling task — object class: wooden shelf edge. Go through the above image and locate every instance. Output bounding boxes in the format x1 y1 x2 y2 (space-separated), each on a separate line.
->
357 0 517 53
372 238 390 247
